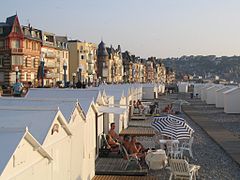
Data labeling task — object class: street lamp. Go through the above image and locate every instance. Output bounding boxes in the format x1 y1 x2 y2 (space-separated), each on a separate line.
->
15 66 19 82
63 62 67 88
40 56 45 87
77 66 82 83
72 73 76 88
99 76 101 86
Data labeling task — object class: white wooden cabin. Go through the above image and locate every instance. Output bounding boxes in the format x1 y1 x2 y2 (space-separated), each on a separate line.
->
224 87 240 114
215 86 234 108
201 84 213 102
206 85 223 105
0 128 52 180
0 108 72 180
142 84 155 100
193 84 205 98
178 82 189 93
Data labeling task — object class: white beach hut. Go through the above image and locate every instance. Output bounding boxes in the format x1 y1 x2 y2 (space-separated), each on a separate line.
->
178 82 189 93
0 107 72 180
142 84 155 100
206 85 223 105
224 87 240 114
193 84 205 98
201 84 213 102
215 86 234 108
0 128 52 180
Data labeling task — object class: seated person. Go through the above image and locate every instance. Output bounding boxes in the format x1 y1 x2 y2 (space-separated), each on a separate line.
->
123 135 131 152
106 134 120 150
162 104 170 113
108 123 121 142
129 136 146 160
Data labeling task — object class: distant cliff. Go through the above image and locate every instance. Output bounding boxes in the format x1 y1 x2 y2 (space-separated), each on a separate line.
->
162 55 240 82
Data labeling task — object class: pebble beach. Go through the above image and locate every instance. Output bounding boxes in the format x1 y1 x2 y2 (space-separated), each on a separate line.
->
131 93 240 180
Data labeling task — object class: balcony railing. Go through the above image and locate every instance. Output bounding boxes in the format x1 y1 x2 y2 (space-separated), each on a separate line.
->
11 48 23 53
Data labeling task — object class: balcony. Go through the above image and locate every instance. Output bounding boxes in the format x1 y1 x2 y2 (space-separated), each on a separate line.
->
45 73 59 79
11 48 23 54
45 52 56 58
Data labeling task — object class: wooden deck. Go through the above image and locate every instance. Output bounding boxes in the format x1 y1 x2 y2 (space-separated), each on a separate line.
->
119 127 155 137
95 157 148 176
131 115 146 121
93 175 158 180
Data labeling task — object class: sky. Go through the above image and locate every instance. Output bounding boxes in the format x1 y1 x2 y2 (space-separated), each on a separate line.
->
1 0 240 58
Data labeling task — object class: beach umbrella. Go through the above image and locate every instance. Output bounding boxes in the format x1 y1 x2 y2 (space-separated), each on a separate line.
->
151 114 194 140
172 99 190 112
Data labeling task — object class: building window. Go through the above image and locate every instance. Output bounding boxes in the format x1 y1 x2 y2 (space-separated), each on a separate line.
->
11 40 20 48
0 72 4 82
12 55 23 65
0 56 3 67
14 26 20 33
81 55 84 60
31 57 35 67
31 72 35 80
24 72 27 81
0 27 3 34
25 57 28 67
0 40 5 48
32 42 36 50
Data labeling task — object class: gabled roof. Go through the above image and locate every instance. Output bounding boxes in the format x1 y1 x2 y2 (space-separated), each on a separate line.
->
216 86 233 93
6 15 17 26
0 98 78 123
0 128 52 176
0 128 24 176
77 98 95 115
0 108 58 144
224 87 240 95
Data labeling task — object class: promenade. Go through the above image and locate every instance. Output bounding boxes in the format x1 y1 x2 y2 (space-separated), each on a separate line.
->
180 93 240 166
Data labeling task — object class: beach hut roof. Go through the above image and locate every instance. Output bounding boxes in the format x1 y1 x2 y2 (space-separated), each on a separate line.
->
26 88 101 103
0 128 52 176
0 108 62 144
0 98 78 123
223 87 240 95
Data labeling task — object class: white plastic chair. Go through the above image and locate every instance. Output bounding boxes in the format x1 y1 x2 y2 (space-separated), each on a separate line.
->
166 141 182 159
169 158 200 180
120 145 142 170
180 136 194 158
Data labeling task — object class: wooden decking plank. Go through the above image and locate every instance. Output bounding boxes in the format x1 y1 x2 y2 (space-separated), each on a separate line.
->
95 157 148 176
92 175 158 180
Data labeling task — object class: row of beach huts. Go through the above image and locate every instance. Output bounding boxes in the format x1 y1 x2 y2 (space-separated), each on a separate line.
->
178 82 240 114
0 83 165 180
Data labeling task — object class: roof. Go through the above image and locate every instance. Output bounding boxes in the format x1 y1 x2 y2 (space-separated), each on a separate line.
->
0 128 25 175
97 41 108 56
216 86 233 93
0 128 53 176
0 98 77 122
77 98 94 115
0 15 17 37
224 87 240 95
0 108 58 144
26 88 101 103
98 106 126 115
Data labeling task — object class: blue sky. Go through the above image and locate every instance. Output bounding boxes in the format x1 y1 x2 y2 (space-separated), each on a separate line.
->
1 0 240 58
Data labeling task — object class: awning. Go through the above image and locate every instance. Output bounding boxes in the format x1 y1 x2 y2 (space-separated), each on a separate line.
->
98 106 126 114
